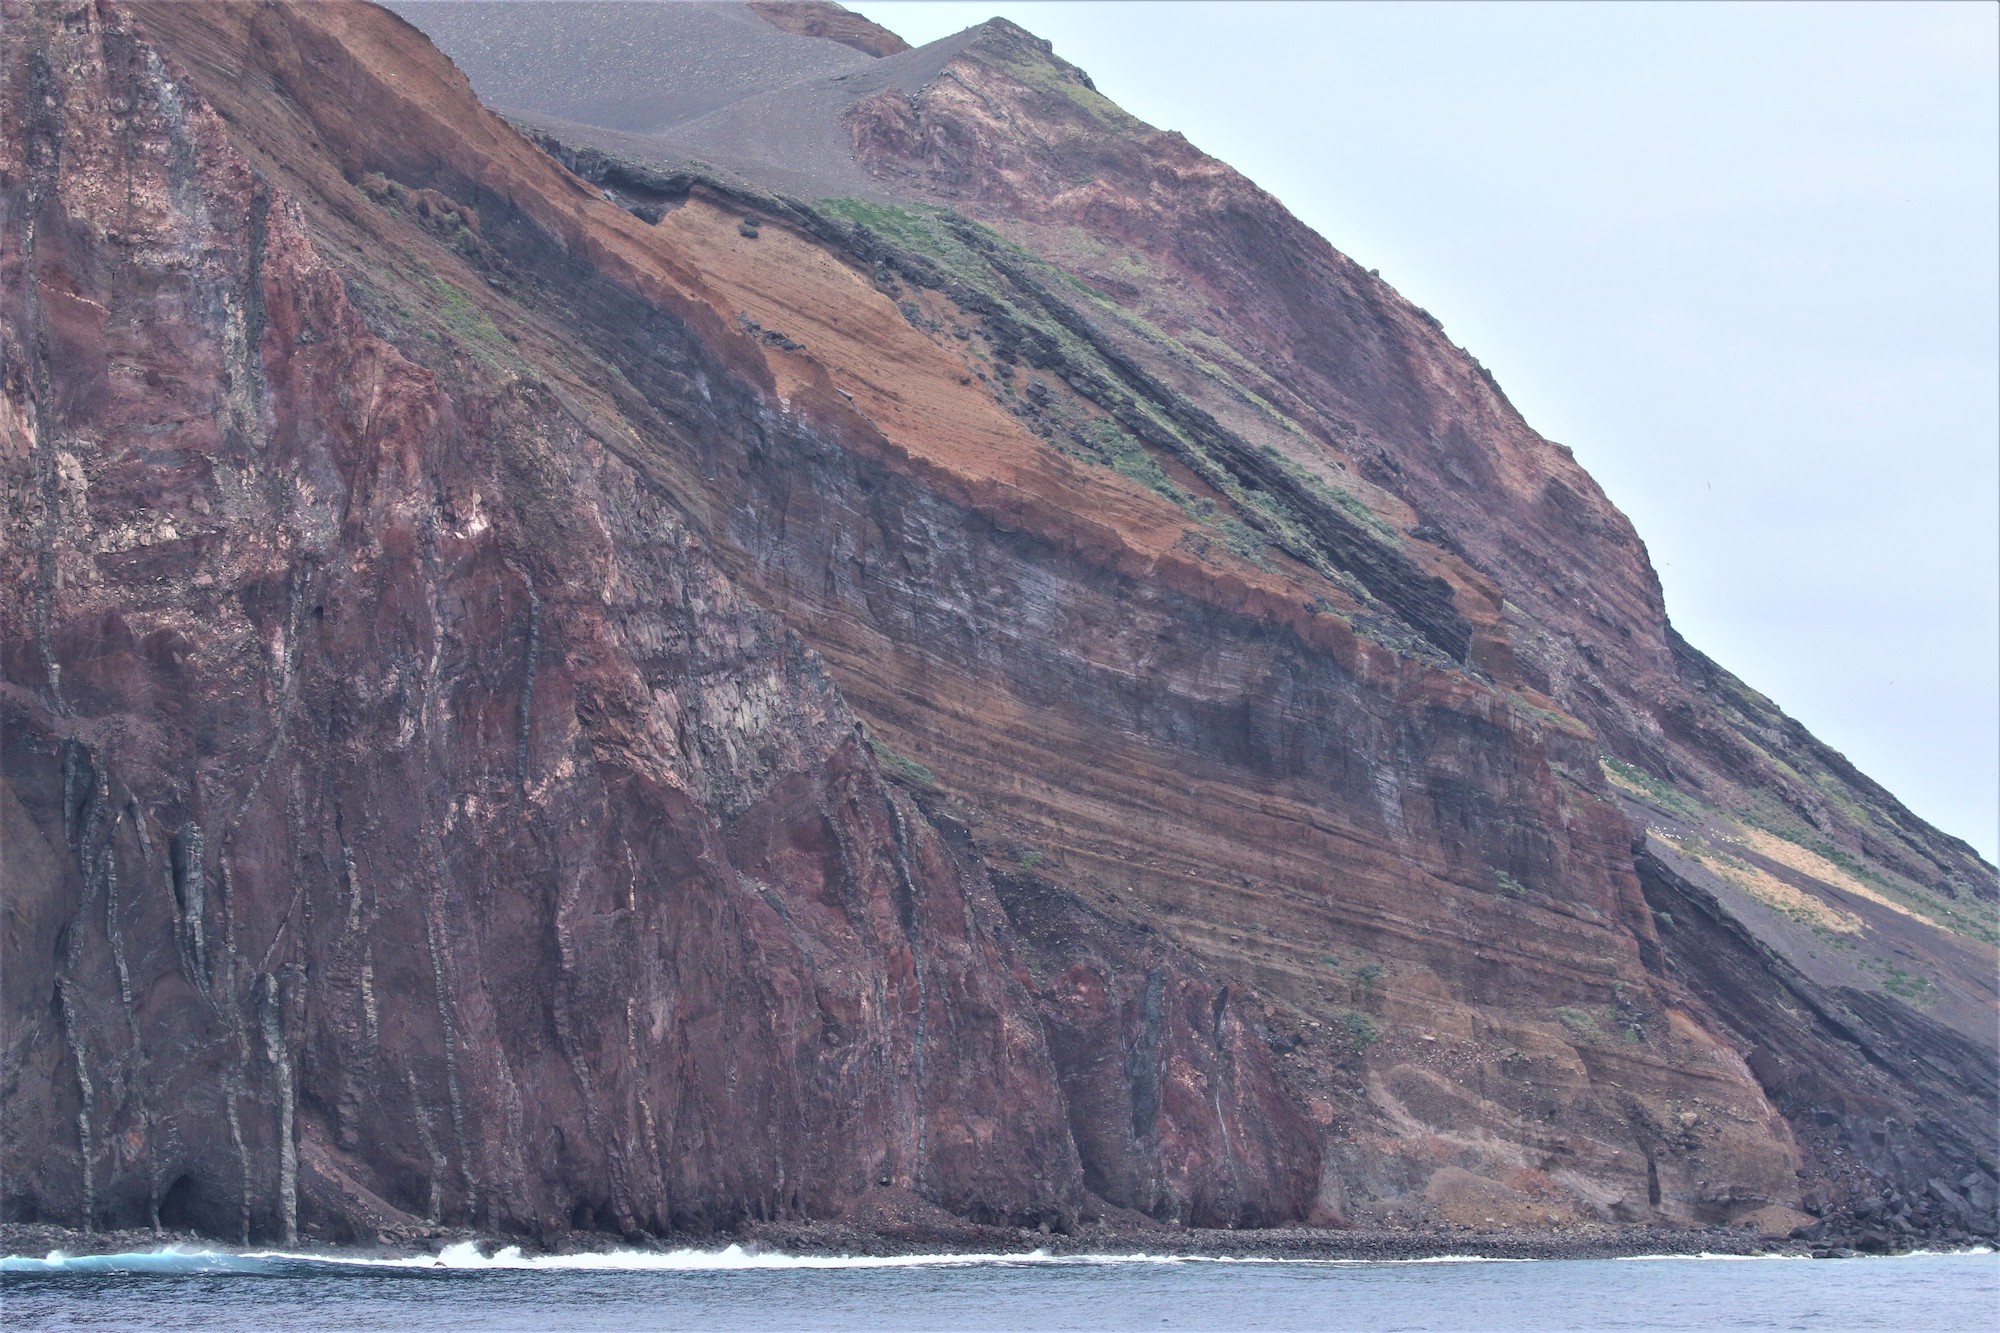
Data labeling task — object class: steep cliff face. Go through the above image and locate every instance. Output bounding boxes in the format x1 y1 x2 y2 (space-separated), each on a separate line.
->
0 0 1091 1241
3 0 1992 1248
831 17 1992 900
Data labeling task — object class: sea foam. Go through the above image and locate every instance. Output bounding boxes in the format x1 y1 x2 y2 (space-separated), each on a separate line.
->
0 1243 1544 1276
20 1242 1983 1276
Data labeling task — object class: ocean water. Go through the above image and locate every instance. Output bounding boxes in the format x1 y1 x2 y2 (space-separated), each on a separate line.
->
2 1243 1994 1332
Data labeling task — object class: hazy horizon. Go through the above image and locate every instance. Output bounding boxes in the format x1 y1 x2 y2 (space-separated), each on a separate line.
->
851 0 2000 864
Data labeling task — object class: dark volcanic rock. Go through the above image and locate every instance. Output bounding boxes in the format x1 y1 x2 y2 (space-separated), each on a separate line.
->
1639 843 1999 1240
4 0 1994 1248
2 0 1082 1242
994 872 1319 1228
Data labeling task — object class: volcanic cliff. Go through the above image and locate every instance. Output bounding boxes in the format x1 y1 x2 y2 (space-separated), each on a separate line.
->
4 0 1994 1250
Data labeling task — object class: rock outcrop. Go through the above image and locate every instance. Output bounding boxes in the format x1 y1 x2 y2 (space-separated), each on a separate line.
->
746 1 909 58
2 0 1086 1241
4 0 1992 1247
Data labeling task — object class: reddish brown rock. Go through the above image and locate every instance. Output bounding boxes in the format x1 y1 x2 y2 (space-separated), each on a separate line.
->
995 872 1319 1228
748 1 911 58
3 0 1992 1247
1 0 1082 1241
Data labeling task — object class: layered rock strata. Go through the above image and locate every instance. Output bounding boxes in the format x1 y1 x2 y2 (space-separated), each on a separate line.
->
3 0 1993 1247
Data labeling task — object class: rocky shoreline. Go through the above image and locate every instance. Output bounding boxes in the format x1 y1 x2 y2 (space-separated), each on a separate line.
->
4 1219 1986 1266
4 0 1995 1266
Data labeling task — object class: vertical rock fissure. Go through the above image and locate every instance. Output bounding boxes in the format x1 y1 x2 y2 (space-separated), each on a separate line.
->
216 856 253 1244
100 825 165 1229
403 1060 446 1224
213 558 307 1246
617 838 658 1216
255 859 311 977
1128 967 1168 1216
54 978 95 1232
123 804 167 1229
623 993 659 1222
220 1056 251 1242
256 972 298 1244
489 1043 531 1235
171 822 210 993
547 863 636 1231
360 951 380 1050
21 45 69 719
68 747 107 859
512 559 541 797
420 892 478 1220
212 561 312 1237
220 178 272 459
101 836 135 1019
883 793 930 1191
329 824 380 1148
233 569 309 829
339 815 380 1052
1206 988 1244 1220
54 750 110 1231
341 842 364 936
409 539 480 1222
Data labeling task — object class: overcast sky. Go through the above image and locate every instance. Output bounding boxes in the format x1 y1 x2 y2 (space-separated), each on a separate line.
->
852 0 2000 862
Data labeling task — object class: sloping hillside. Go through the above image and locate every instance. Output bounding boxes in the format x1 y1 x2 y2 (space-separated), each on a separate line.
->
3 0 1992 1249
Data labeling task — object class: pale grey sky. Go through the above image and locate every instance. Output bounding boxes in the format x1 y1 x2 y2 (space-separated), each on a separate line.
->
853 0 2000 862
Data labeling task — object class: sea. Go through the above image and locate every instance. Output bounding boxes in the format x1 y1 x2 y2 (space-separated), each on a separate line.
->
2 1243 1995 1332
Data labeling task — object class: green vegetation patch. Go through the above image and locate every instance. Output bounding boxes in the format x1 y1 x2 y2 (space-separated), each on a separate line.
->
970 35 1138 130
1077 417 1187 505
1556 1006 1600 1039
867 738 938 790
1508 693 1576 732
814 196 1456 663
1556 1003 1644 1045
1600 756 1706 821
1869 959 1936 1005
818 198 1039 286
422 273 509 354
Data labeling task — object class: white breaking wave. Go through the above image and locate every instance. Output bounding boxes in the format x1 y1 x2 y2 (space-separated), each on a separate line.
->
0 1242 1543 1275
23 1241 1987 1276
1615 1247 1995 1262
1614 1252 1813 1262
